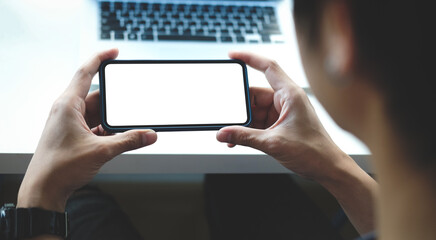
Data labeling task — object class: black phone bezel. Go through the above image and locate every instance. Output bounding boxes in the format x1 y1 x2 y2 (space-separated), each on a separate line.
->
99 59 252 132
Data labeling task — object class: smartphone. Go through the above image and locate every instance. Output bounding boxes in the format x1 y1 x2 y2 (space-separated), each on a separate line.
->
99 59 252 132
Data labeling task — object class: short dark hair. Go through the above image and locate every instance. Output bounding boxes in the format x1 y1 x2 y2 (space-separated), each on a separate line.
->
293 0 436 169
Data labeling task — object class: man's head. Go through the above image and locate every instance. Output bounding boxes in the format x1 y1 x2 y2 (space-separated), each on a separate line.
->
293 0 435 167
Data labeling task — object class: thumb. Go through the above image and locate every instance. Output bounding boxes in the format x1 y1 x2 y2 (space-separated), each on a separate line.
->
217 126 268 152
105 130 158 157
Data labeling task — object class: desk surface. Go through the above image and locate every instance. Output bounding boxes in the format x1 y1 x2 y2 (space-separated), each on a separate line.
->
0 0 371 174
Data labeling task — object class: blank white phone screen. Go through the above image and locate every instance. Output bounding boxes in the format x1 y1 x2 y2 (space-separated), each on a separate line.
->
104 63 249 126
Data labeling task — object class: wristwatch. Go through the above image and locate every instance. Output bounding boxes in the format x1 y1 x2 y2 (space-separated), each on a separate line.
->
0 203 69 239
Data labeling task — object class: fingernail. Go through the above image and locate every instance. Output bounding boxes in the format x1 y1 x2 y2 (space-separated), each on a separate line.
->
218 131 232 143
142 131 156 145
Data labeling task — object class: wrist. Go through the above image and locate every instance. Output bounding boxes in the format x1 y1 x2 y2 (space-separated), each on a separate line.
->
317 152 371 198
17 178 67 213
305 136 357 186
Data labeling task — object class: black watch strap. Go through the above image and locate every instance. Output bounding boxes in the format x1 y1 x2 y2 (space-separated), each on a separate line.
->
15 208 68 239
1 204 68 240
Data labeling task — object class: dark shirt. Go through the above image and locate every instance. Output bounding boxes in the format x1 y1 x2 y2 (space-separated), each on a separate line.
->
355 232 377 240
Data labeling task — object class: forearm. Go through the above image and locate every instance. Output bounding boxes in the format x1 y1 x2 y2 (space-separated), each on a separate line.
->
320 153 378 234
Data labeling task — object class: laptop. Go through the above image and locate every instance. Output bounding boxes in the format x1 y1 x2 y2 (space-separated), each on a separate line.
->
79 0 308 88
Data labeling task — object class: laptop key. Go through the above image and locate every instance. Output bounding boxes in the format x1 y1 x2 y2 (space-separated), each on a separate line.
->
101 11 115 18
114 32 124 39
128 33 137 40
114 2 123 10
141 34 154 40
183 28 192 35
100 4 110 12
259 29 281 35
236 36 245 43
221 29 229 34
221 36 232 42
233 29 242 34
101 25 111 31
190 5 199 12
201 5 210 12
170 28 179 34
158 28 166 34
270 15 277 23
265 7 274 13
158 35 217 41
261 35 271 43
140 3 148 10
127 2 136 10
177 5 186 12
165 4 174 11
152 4 160 11
111 26 127 32
101 32 111 40
262 23 280 31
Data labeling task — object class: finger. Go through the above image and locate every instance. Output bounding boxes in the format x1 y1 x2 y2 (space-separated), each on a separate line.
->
85 90 101 129
249 87 279 128
104 130 157 158
266 106 280 128
250 87 274 108
216 126 268 152
229 51 291 91
91 124 112 136
69 48 119 99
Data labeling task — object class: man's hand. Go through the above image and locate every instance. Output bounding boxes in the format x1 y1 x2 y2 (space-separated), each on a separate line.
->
217 52 377 234
17 49 158 212
217 52 350 182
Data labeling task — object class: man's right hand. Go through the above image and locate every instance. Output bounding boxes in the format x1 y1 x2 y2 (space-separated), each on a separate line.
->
217 52 352 183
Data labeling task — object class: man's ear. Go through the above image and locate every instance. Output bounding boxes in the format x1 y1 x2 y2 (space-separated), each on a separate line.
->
322 0 355 79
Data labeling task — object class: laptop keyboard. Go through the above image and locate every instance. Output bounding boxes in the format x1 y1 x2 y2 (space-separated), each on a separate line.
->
99 1 282 43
